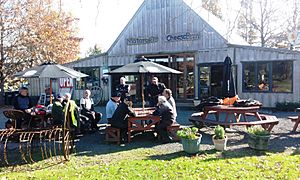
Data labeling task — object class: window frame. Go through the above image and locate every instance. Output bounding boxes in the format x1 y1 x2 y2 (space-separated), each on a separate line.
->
242 61 293 93
74 67 101 90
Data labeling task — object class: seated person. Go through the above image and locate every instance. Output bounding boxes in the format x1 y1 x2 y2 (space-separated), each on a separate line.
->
110 96 136 143
51 94 64 126
13 87 33 129
106 92 120 123
162 89 177 120
80 90 102 131
63 93 81 132
153 96 175 143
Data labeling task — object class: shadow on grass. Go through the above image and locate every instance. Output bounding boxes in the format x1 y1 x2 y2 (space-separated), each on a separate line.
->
73 131 162 157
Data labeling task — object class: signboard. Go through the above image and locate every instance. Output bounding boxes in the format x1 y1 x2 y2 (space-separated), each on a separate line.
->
59 78 73 88
166 32 200 42
127 36 159 45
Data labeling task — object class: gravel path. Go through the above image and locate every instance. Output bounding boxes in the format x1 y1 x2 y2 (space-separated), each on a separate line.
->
0 106 299 156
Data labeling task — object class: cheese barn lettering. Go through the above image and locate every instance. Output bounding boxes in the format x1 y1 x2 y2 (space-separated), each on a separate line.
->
166 32 200 42
127 36 159 45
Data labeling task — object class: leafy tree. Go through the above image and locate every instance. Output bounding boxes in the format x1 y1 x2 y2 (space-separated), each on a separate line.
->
0 0 81 104
85 44 102 57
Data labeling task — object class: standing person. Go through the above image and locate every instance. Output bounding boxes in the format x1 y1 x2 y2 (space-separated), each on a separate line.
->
116 77 130 102
153 96 175 143
162 89 177 120
51 94 64 126
110 96 136 143
80 89 102 130
13 87 33 129
146 76 166 107
106 92 120 123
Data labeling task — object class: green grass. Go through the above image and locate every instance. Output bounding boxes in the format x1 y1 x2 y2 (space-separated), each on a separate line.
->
1 148 299 179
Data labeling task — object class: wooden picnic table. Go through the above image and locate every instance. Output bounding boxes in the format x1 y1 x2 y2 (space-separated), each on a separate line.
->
203 105 262 123
127 107 159 143
189 105 279 132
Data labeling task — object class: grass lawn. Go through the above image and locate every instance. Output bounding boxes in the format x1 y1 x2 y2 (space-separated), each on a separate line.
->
1 147 299 179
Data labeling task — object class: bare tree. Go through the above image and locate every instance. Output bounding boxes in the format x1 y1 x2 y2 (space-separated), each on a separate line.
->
202 0 223 20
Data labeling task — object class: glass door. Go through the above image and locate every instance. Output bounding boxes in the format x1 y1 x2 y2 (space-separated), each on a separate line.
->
173 56 195 100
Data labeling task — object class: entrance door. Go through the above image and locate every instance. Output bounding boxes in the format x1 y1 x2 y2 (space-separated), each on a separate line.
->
173 56 195 100
199 64 224 98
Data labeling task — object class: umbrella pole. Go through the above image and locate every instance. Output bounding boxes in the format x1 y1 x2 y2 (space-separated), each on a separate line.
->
50 78 53 104
141 74 145 111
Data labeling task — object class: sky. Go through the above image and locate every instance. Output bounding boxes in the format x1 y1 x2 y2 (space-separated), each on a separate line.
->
62 0 144 56
61 0 289 57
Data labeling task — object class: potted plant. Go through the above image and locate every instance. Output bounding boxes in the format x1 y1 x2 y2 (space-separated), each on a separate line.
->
176 127 202 154
247 126 271 150
212 125 227 151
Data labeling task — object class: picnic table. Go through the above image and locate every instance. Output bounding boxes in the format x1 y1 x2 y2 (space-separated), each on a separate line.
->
189 105 279 132
127 107 159 143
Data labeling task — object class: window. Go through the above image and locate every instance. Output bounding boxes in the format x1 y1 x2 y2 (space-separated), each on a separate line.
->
242 61 292 93
74 67 100 90
272 61 292 92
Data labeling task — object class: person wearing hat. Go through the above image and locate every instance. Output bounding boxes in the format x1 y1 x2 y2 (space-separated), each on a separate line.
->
110 96 136 143
106 91 121 123
115 77 130 102
51 94 64 126
13 87 33 129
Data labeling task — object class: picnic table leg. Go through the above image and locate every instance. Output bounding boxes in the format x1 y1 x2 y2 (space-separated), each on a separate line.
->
292 120 299 132
254 112 263 121
128 121 131 143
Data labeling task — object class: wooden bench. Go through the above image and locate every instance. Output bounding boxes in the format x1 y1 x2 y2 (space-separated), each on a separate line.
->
287 116 300 132
105 125 120 145
167 123 181 141
189 114 279 132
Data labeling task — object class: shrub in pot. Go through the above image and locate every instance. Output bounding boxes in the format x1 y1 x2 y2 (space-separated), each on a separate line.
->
177 127 202 154
212 125 227 151
247 126 271 150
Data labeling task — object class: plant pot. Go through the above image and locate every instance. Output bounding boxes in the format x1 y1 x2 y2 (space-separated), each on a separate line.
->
212 135 227 151
248 133 271 150
181 134 202 154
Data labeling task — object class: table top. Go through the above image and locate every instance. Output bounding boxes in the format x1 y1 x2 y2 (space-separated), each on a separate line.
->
205 105 261 111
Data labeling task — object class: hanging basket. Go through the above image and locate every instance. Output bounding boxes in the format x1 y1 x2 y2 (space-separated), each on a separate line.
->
181 135 202 154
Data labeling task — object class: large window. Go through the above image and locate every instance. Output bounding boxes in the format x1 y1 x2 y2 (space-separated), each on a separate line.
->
74 67 100 90
243 61 292 93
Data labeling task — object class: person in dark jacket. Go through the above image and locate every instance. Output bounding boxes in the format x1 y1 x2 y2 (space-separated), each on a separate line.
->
51 94 64 126
153 96 175 143
80 89 102 131
146 77 166 107
110 96 136 143
115 77 130 102
13 87 33 129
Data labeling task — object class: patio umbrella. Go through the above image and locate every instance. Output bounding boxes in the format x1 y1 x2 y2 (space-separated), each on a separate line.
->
107 57 182 109
14 62 88 104
222 56 236 98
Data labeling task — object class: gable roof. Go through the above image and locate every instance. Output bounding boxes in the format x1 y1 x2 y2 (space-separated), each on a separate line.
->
107 0 241 56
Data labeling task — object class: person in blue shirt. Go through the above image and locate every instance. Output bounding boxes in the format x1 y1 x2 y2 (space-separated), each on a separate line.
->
106 92 120 123
13 87 33 129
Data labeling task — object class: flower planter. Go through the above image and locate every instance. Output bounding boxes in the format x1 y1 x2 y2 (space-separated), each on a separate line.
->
212 135 227 151
248 133 271 150
181 134 202 154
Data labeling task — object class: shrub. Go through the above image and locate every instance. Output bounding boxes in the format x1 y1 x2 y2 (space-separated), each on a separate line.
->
176 127 200 140
247 126 270 136
275 101 300 111
214 125 225 139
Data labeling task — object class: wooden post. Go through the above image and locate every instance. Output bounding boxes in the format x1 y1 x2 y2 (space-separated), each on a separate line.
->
141 74 145 110
49 78 53 104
